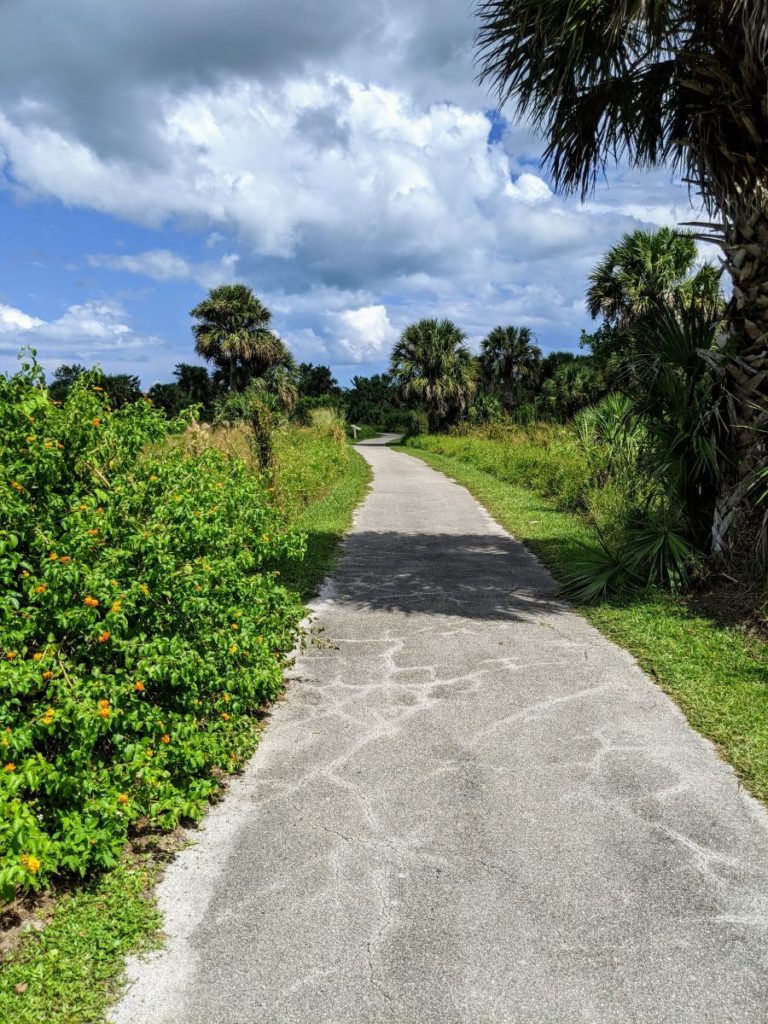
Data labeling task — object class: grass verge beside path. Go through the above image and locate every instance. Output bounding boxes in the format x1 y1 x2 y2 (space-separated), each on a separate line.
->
395 444 768 804
0 444 370 1024
278 448 371 602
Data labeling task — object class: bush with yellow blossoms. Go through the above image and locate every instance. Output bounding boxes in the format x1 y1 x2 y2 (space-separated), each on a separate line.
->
0 353 305 900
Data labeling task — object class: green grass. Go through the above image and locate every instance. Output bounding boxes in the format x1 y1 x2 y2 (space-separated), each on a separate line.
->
0 437 371 1024
396 443 768 803
0 859 161 1023
278 447 371 601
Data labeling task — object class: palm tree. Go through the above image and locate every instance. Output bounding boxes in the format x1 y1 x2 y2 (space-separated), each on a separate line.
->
190 284 288 392
480 324 542 411
587 229 721 329
475 1 768 555
585 228 723 391
389 319 475 432
541 358 599 421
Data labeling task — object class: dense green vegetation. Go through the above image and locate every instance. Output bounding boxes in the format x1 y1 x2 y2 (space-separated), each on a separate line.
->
0 353 367 1021
474 0 767 589
1 357 308 900
476 0 767 555
0 353 364 902
398 442 768 801
0 858 162 1024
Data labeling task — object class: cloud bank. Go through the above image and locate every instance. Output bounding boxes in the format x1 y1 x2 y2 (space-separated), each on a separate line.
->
0 0 700 381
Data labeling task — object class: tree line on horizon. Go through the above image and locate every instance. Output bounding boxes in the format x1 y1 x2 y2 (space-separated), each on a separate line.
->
45 221 766 597
45 226 725 440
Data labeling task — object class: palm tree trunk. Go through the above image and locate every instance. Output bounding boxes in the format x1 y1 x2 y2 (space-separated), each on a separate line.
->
711 199 768 556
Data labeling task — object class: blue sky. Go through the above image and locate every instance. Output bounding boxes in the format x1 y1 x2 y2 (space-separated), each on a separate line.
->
0 0 702 387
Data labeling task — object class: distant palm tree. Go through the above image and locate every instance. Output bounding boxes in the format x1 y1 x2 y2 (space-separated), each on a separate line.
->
190 284 288 392
390 319 475 432
480 325 542 411
542 359 598 422
586 229 720 329
475 0 768 553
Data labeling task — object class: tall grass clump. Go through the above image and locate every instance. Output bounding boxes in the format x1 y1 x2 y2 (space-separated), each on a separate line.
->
406 423 590 513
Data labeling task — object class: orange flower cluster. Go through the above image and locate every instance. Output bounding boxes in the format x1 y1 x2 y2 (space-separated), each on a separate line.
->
10 480 24 492
35 584 47 594
5 651 17 660
20 855 41 874
4 763 16 773
117 793 130 805
98 699 111 719
41 709 54 726
161 734 171 745
97 631 111 643
83 596 99 607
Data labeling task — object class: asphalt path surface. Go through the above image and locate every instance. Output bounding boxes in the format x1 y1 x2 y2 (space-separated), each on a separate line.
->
112 437 768 1023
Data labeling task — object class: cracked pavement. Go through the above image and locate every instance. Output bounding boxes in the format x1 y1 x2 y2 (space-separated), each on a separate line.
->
111 438 768 1023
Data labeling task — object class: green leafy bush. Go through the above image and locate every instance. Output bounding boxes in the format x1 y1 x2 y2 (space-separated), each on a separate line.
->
0 356 305 900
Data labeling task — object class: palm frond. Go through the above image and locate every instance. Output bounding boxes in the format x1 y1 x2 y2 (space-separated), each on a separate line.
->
561 541 639 603
474 0 768 213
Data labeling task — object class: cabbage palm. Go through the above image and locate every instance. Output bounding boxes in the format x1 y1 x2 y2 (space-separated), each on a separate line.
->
191 284 288 392
541 358 598 421
475 0 768 554
587 228 720 328
390 319 475 432
480 324 542 411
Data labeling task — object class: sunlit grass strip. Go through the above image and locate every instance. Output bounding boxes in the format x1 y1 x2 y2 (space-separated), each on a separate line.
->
397 443 768 804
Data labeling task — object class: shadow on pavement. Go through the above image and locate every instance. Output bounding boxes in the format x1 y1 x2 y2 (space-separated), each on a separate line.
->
310 529 570 622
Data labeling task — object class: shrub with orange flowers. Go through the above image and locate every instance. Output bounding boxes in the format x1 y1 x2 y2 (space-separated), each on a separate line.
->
0 352 306 901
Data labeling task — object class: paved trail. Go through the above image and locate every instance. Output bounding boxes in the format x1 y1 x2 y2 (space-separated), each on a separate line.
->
113 439 768 1024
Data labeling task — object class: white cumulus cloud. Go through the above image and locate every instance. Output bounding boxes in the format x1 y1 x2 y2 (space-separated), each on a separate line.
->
0 300 167 378
332 305 398 363
88 249 240 288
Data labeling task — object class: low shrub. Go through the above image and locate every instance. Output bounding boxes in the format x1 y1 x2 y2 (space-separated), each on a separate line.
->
0 357 306 900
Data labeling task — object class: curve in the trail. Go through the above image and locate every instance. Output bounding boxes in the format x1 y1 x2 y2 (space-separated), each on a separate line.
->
112 441 768 1024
